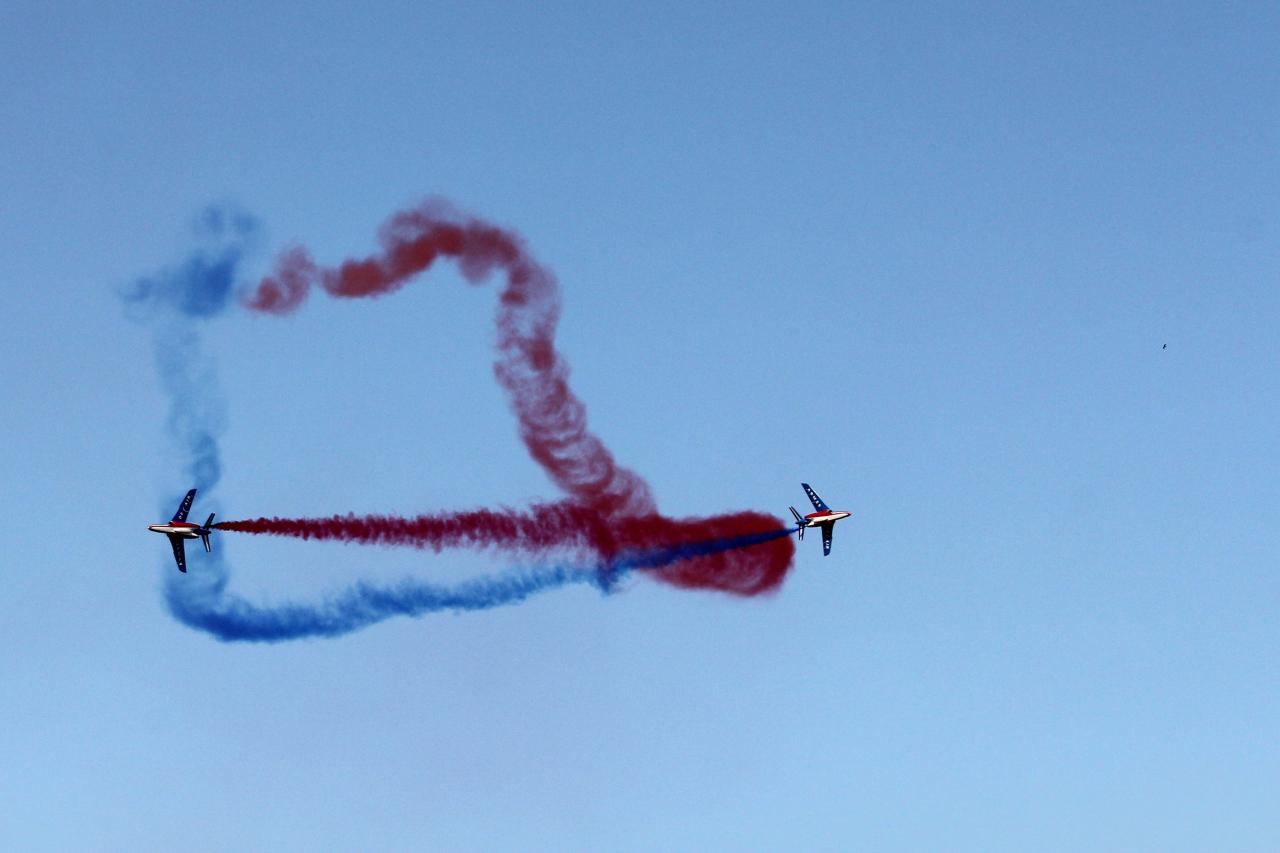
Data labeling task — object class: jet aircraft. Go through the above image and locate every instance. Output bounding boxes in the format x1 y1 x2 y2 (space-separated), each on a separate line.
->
789 483 851 557
148 488 214 573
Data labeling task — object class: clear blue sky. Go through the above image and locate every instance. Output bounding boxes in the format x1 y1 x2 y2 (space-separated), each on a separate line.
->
2 2 1277 849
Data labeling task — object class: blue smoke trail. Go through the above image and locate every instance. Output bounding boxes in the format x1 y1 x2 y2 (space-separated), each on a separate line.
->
166 560 604 642
125 208 607 642
126 207 792 643
122 206 254 495
164 529 792 643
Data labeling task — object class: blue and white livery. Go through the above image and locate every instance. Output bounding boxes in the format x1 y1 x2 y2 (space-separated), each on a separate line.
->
147 488 215 573
788 483 851 557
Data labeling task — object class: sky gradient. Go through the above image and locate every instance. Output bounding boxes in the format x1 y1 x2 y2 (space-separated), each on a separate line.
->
1 3 1277 850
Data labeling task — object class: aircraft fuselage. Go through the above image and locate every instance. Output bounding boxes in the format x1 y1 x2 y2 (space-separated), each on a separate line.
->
799 510 851 528
789 483 850 556
148 522 204 539
151 488 214 572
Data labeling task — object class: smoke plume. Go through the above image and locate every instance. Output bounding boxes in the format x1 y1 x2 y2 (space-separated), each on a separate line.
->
127 201 794 642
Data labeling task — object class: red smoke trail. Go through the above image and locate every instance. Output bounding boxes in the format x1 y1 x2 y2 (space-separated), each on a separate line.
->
216 503 614 556
217 507 791 596
236 200 794 595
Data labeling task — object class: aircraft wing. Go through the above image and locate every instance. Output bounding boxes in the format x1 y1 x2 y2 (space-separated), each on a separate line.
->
821 521 834 557
168 535 187 573
801 483 830 513
172 488 197 523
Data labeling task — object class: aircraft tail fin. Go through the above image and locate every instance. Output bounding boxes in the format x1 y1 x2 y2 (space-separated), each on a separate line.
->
789 506 805 540
201 514 214 553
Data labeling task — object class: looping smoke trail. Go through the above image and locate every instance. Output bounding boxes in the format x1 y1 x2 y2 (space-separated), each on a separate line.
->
246 201 654 517
240 199 794 594
122 206 257 494
128 200 795 642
